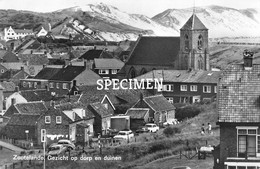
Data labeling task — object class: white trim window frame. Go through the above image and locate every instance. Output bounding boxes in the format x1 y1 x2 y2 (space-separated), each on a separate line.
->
45 116 51 124
56 83 59 89
111 69 118 74
99 69 109 74
49 82 54 88
28 82 32 88
214 86 217 93
203 85 211 93
190 85 197 92
56 116 62 124
180 85 187 91
167 97 174 104
63 83 68 89
164 84 173 92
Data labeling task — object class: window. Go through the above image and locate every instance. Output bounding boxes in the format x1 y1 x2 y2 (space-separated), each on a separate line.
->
56 116 62 124
103 103 108 109
190 85 197 91
74 91 78 95
111 69 117 74
0 118 3 123
198 35 203 50
203 86 211 93
34 82 37 88
166 97 174 104
56 83 59 89
237 127 258 157
63 83 68 89
1 69 4 73
99 69 109 74
45 116 51 124
164 84 173 92
214 86 217 93
49 82 54 88
28 82 32 88
180 85 187 91
23 82 26 87
184 34 189 51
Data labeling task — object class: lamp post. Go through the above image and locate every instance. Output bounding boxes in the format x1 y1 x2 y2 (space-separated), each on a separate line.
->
25 130 29 141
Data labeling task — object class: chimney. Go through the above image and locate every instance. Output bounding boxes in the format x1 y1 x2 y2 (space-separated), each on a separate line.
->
11 98 16 105
243 49 254 70
15 86 19 92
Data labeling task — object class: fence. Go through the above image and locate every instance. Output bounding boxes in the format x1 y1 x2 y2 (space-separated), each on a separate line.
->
0 136 33 149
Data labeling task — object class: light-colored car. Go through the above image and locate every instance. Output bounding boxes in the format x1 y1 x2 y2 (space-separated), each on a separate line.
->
47 144 67 156
113 129 134 140
50 139 75 150
145 123 159 132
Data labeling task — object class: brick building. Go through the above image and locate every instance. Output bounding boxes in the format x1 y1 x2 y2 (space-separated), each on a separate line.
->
214 51 260 169
135 69 221 103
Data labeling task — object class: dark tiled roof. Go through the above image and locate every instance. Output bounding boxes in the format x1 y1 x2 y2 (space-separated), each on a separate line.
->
0 81 15 91
125 108 149 119
20 90 53 102
181 14 208 30
7 114 39 126
94 58 124 69
2 51 19 62
89 102 113 118
79 50 103 60
0 69 21 79
14 101 47 115
135 70 222 84
218 64 260 123
49 66 85 81
40 107 72 123
34 67 62 80
144 95 176 112
126 36 180 66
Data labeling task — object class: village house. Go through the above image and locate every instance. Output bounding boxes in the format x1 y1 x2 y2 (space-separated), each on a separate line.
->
132 94 176 127
117 14 210 79
125 108 150 131
93 58 124 79
36 27 48 37
0 67 29 86
79 49 113 61
214 51 260 169
4 26 34 41
134 69 221 103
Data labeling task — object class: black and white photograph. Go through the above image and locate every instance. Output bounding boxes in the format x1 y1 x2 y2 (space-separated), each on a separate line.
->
0 0 259 168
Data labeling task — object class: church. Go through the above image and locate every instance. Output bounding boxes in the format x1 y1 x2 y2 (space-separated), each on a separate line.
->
117 13 210 79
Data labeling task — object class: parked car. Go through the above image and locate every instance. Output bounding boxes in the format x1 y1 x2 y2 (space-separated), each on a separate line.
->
50 139 75 150
113 129 134 140
47 144 67 156
145 123 159 132
135 127 150 135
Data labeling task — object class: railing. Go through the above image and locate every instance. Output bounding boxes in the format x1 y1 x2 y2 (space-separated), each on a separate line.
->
226 150 260 161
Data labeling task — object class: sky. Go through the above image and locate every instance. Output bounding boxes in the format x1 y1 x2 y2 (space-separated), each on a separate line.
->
0 0 259 17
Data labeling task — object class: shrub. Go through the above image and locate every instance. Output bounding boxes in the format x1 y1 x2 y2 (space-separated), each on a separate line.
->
163 127 181 137
175 105 201 121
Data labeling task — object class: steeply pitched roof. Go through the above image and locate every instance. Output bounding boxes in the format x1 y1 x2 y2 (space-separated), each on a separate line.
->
135 70 222 84
79 50 103 60
89 102 113 118
49 65 86 81
0 69 21 79
143 95 176 112
19 90 53 102
126 36 180 66
181 14 208 30
125 108 149 119
2 51 19 62
14 101 47 115
218 64 260 123
34 67 62 80
7 114 39 126
94 58 124 69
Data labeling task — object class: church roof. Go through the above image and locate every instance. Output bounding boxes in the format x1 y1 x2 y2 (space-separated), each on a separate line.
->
126 36 180 66
181 14 208 30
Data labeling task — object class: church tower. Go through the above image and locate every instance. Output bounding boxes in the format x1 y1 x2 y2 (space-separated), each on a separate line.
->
179 14 210 70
